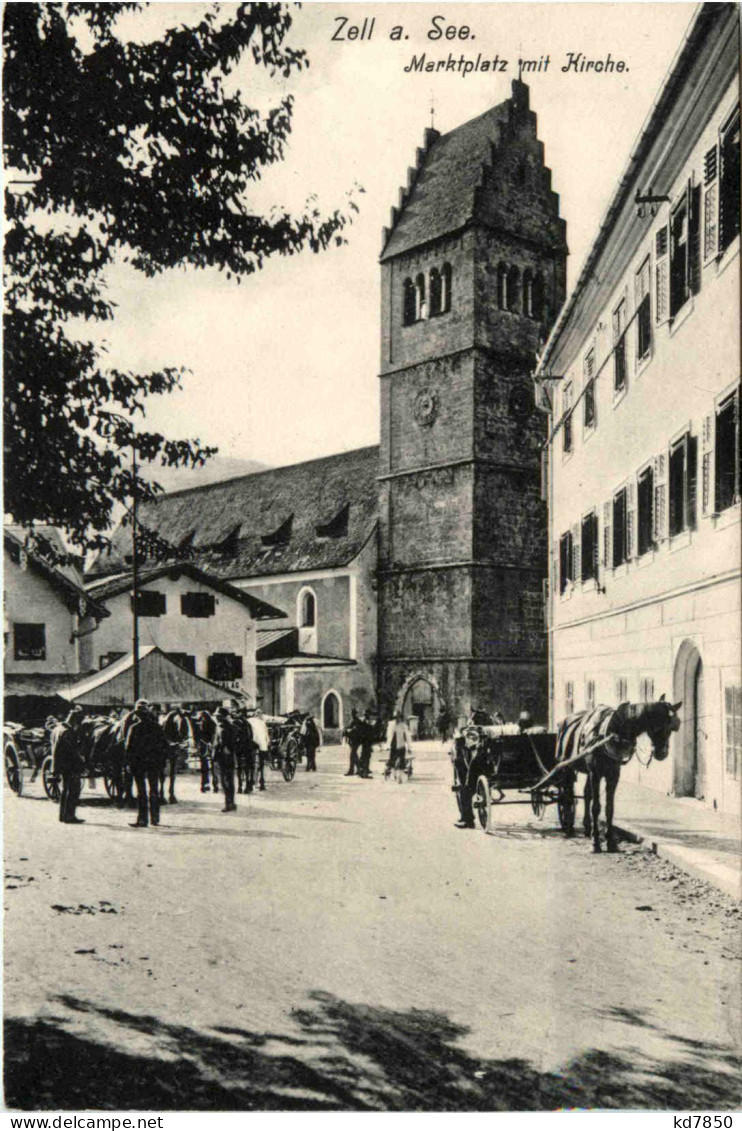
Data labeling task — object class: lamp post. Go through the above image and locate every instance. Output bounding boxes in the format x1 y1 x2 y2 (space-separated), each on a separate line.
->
131 444 140 702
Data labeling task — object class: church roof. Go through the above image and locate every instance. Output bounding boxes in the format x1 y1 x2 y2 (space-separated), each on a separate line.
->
380 100 510 261
89 445 380 582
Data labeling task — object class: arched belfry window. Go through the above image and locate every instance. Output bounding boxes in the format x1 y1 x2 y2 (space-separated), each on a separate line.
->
429 267 442 316
532 273 545 321
441 263 452 313
415 273 427 321
507 266 520 312
523 270 534 317
403 278 416 326
297 586 318 654
497 263 508 310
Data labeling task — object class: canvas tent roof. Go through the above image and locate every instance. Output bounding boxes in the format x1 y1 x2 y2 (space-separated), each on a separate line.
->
61 645 240 708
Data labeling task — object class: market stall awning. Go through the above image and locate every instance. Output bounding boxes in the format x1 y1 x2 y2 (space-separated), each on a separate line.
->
61 645 242 708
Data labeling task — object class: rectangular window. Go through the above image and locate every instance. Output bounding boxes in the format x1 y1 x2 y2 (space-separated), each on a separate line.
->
583 348 596 429
207 653 243 683
613 300 627 392
640 677 654 703
725 685 741 779
670 193 689 317
612 488 627 568
585 680 596 711
615 676 628 703
635 258 651 361
564 681 574 717
180 592 216 618
580 511 598 582
715 390 740 513
559 530 573 594
720 109 740 254
669 433 698 536
637 465 654 556
167 653 197 675
132 590 166 617
562 382 573 454
14 623 46 661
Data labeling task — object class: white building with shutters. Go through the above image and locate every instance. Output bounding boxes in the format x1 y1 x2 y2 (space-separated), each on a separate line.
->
534 3 740 814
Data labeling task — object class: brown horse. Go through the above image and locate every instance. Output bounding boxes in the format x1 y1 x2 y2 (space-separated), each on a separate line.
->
556 695 682 853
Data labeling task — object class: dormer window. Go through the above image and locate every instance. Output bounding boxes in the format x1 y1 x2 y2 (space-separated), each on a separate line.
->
261 514 293 547
316 502 350 539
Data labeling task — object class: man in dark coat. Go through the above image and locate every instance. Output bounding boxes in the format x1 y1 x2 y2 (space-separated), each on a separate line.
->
51 708 85 824
213 706 237 811
358 710 376 778
302 714 320 772
342 708 362 776
125 700 165 828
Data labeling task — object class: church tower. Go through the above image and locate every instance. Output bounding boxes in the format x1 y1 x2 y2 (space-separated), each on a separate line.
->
377 80 567 729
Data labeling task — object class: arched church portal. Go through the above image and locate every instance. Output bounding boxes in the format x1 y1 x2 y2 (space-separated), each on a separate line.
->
673 640 707 799
399 676 441 740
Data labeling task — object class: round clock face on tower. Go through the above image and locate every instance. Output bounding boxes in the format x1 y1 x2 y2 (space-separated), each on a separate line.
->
413 387 439 427
508 382 533 421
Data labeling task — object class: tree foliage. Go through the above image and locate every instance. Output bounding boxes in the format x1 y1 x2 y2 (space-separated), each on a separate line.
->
4 2 358 553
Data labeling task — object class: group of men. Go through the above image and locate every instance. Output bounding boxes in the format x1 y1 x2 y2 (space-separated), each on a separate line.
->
47 699 322 830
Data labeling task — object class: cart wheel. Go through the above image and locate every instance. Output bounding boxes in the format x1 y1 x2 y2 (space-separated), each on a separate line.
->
558 789 576 836
41 755 61 802
473 775 492 832
5 743 24 795
531 791 546 820
282 738 298 782
104 773 121 801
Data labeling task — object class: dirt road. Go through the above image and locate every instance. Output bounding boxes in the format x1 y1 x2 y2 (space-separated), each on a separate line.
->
4 745 741 1110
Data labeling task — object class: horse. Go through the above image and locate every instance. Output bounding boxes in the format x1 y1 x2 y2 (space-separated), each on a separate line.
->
191 709 220 793
81 713 134 805
555 695 682 853
159 709 199 804
232 714 256 794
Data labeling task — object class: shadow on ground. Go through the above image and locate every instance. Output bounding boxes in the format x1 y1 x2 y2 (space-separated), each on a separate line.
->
6 991 741 1111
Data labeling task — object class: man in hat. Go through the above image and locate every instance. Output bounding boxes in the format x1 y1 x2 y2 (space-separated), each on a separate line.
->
301 713 321 772
358 709 377 778
342 708 363 776
50 707 85 824
213 706 237 811
125 699 165 828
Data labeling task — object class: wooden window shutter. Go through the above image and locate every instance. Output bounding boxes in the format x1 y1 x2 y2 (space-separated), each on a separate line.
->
602 501 612 568
686 433 698 529
626 481 636 560
701 413 715 515
703 145 719 262
572 522 581 584
655 226 669 324
688 181 702 295
653 452 668 542
540 448 548 500
542 576 550 629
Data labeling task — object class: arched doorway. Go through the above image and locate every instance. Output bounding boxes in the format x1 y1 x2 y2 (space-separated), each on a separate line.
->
401 677 440 740
673 640 707 799
322 689 341 731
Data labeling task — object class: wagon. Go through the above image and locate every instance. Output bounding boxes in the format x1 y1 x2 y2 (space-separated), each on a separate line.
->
4 723 49 798
451 724 579 835
264 715 302 782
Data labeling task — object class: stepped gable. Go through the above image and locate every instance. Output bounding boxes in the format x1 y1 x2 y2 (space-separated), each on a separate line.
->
90 445 380 581
381 80 565 261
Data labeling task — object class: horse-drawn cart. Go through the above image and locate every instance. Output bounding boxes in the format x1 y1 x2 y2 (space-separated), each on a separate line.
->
4 722 49 798
452 724 579 835
265 715 302 782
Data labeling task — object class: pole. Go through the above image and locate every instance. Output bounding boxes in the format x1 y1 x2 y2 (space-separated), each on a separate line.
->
131 443 140 702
